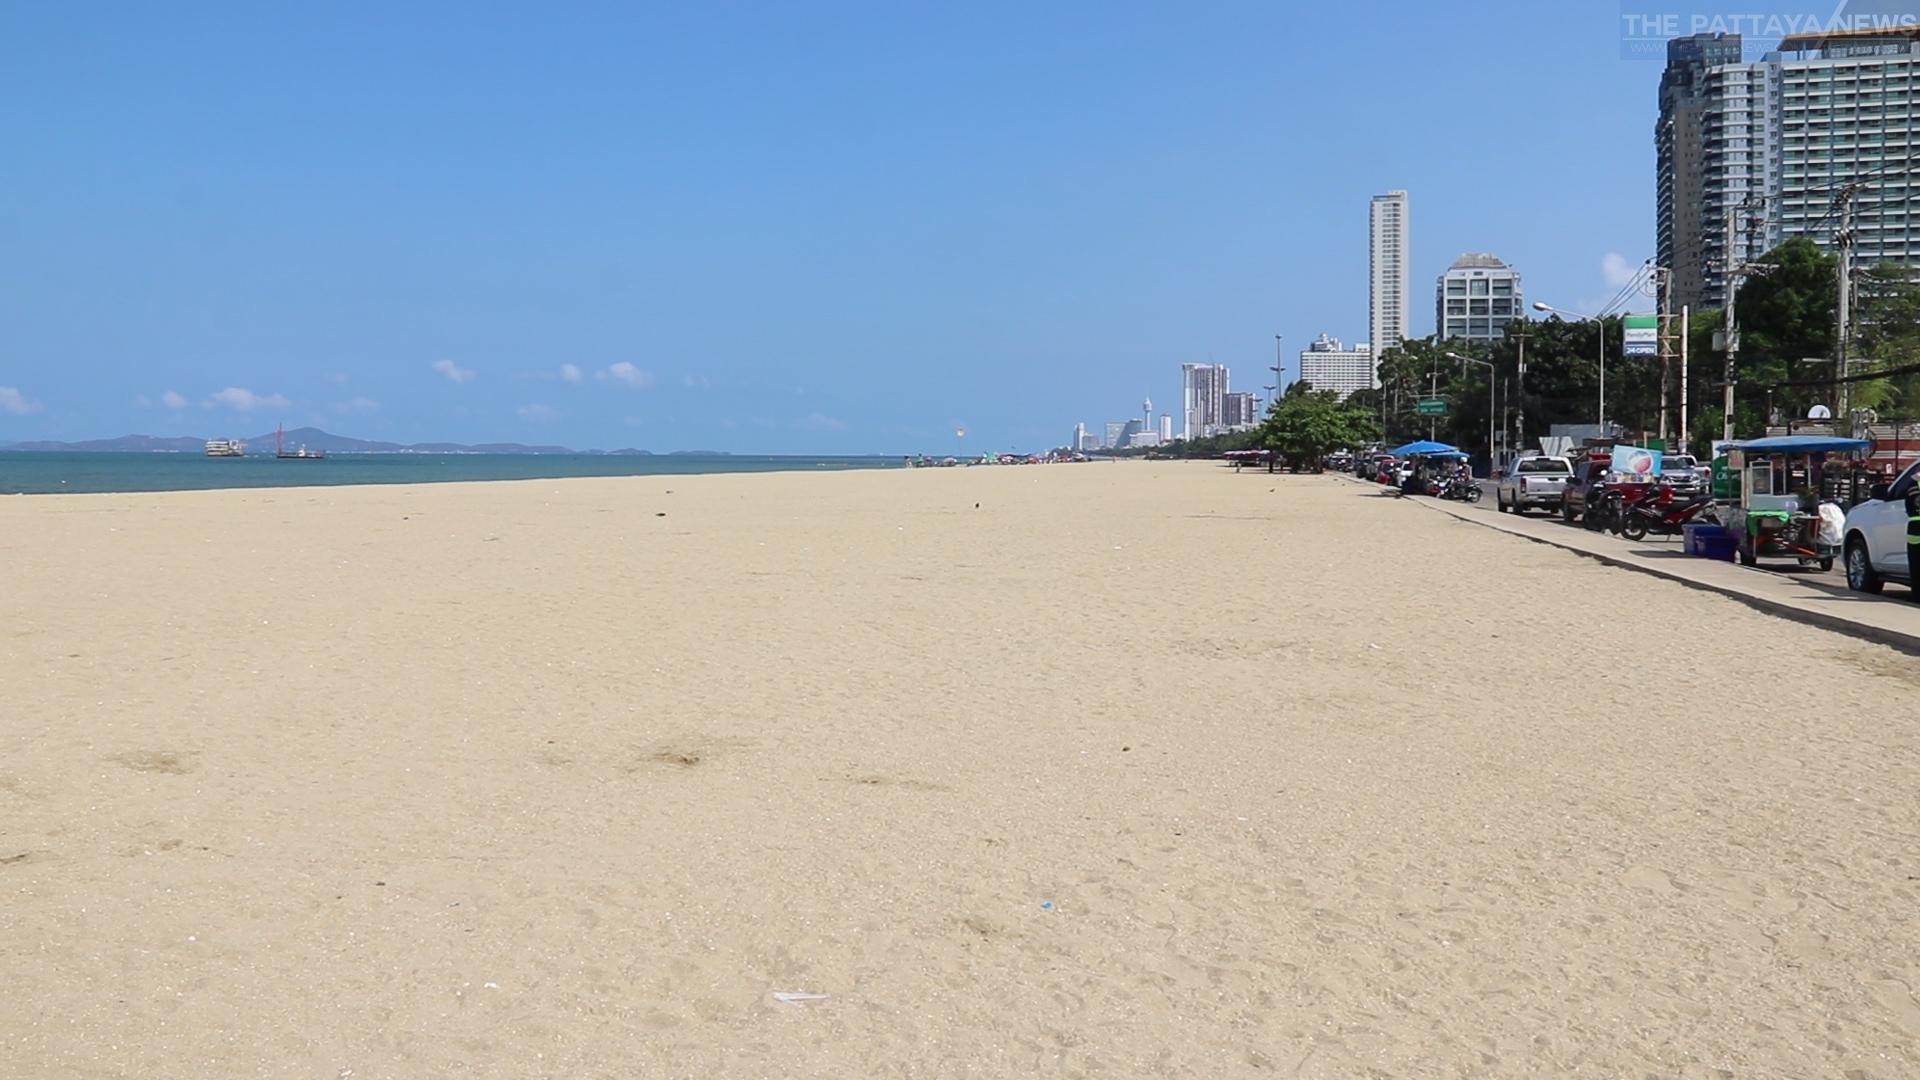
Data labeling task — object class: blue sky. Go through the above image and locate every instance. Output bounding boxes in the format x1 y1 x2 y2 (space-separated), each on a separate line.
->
0 2 1831 451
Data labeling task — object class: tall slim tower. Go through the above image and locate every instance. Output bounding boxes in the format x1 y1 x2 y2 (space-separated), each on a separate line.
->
1369 191 1410 353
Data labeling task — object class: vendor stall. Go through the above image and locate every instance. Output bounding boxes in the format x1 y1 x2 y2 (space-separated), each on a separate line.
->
1716 435 1871 570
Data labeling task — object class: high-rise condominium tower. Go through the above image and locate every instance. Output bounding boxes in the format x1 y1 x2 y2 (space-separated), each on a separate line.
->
1370 191 1410 353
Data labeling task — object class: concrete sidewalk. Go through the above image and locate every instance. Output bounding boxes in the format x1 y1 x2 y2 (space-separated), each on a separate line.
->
1397 484 1920 655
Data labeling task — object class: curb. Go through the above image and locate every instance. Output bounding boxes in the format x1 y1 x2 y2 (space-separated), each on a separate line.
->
1348 476 1920 657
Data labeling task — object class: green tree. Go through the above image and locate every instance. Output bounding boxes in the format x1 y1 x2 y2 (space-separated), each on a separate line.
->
1853 261 1920 415
1734 236 1837 424
1257 387 1376 470
1371 337 1462 445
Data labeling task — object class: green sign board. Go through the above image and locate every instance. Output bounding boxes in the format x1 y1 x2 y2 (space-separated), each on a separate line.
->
1623 314 1659 357
1415 399 1447 416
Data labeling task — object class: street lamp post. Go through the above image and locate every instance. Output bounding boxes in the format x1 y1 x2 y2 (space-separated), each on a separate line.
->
1447 352 1497 477
1534 301 1608 434
1271 335 1285 403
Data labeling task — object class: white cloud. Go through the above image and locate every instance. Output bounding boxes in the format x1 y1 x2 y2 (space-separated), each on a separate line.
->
597 362 655 389
518 403 558 421
1601 252 1640 289
161 390 188 409
0 386 44 415
207 387 290 412
559 363 584 384
801 412 847 432
334 397 380 414
432 359 476 384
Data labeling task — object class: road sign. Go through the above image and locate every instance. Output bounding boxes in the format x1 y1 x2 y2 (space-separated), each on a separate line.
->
1415 399 1447 416
1623 314 1658 357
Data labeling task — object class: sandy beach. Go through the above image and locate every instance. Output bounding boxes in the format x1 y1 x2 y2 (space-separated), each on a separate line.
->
4 461 1919 1078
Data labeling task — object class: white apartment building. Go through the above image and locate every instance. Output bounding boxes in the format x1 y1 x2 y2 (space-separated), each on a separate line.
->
1370 191 1411 352
1298 333 1375 401
1436 254 1524 343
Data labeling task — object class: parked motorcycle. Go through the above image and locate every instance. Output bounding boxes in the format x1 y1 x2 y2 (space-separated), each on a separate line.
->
1585 488 1623 533
1618 488 1714 541
1441 475 1482 503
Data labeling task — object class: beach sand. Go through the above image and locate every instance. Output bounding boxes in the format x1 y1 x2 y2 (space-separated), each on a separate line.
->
4 462 1918 1078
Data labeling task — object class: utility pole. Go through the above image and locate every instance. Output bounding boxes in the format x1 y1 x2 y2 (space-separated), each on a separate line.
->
1511 330 1531 457
1656 265 1673 444
1835 186 1855 427
1428 370 1439 441
1598 318 1608 433
1721 204 1741 444
1679 305 1690 455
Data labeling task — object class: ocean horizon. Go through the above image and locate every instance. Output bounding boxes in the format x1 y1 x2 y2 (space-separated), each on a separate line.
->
0 450 904 495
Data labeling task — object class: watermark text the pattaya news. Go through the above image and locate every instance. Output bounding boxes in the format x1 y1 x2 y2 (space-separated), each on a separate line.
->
1620 6 1920 57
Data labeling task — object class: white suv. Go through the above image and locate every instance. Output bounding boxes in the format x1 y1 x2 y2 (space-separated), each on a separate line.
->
1842 460 1919 594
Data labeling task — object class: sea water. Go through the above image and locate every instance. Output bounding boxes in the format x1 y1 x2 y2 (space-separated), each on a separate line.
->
0 452 902 495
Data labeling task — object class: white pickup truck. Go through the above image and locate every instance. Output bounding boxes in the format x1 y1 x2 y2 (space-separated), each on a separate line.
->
1842 459 1919 594
1495 456 1572 515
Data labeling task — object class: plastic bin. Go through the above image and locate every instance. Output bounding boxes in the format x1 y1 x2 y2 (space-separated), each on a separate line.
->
1683 523 1737 562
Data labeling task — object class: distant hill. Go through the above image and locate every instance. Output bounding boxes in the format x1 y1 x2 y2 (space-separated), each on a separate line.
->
243 427 406 453
7 433 208 452
12 427 583 455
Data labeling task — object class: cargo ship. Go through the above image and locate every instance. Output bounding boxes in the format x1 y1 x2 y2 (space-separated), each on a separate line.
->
205 439 245 457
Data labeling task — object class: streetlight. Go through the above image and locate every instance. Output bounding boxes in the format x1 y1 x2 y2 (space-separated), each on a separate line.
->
1534 301 1608 434
1446 351 1497 477
1271 335 1285 406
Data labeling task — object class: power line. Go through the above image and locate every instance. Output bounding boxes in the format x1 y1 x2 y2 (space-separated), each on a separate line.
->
1597 260 1655 318
1756 359 1920 391
1785 153 1919 238
1797 150 1920 199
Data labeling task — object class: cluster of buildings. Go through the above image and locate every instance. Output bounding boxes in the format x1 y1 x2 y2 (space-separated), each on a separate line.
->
1069 367 1262 451
1067 25 1920 446
1299 192 1527 401
1072 400 1175 452
1180 363 1260 439
1307 24 1920 409
1656 25 1920 310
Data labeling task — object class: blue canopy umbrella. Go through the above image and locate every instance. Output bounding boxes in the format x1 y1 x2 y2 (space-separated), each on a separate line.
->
1725 435 1871 455
1387 440 1462 457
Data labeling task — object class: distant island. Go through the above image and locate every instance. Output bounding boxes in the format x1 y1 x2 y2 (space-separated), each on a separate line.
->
1 427 641 456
